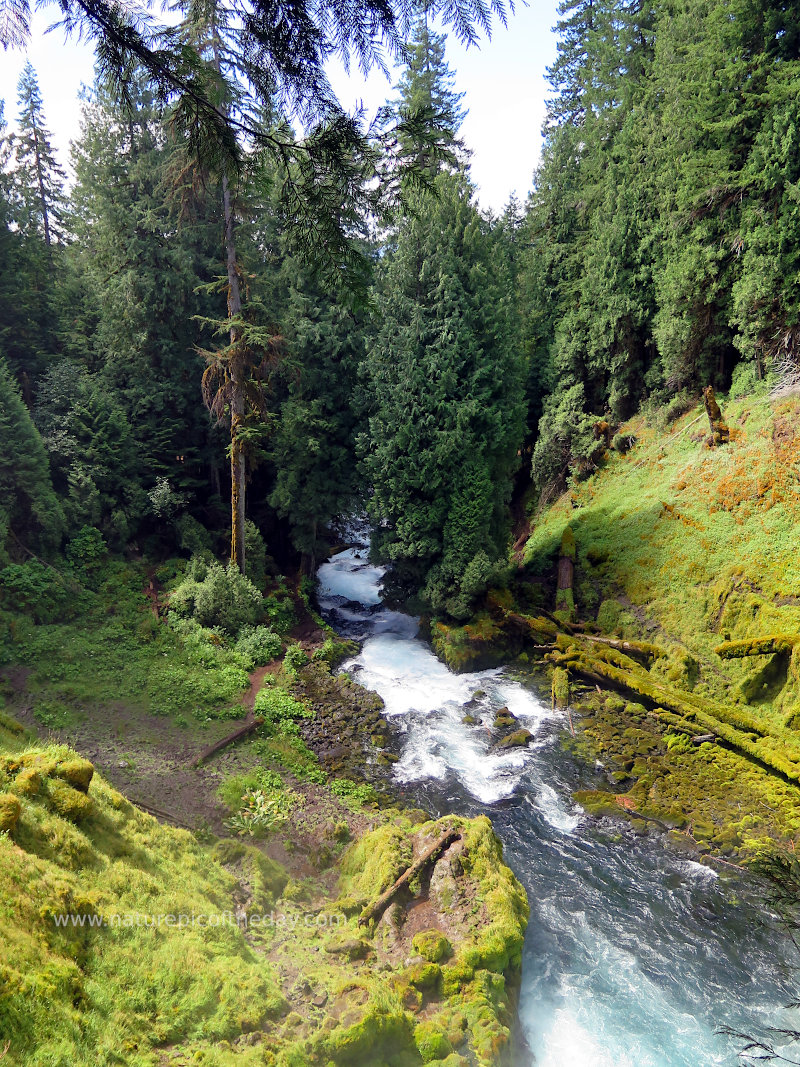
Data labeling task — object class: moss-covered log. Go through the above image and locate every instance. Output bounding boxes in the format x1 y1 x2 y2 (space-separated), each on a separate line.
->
358 828 461 927
561 651 800 784
715 636 797 659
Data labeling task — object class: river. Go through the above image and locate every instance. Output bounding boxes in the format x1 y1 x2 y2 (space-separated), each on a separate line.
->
317 528 800 1066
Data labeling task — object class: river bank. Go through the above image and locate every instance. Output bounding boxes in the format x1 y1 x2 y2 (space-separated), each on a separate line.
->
317 523 800 1065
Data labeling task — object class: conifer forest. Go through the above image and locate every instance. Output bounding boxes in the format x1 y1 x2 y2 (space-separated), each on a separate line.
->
2 1 800 1064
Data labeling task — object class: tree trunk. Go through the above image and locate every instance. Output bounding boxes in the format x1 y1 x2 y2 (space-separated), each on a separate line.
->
32 122 52 248
213 22 247 575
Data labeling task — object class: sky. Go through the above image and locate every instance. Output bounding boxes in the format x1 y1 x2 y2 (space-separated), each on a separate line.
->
0 1 560 214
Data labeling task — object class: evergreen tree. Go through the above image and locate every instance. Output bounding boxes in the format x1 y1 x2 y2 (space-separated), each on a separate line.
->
0 356 64 562
365 171 525 618
68 73 224 540
12 62 67 247
392 9 467 176
268 273 365 572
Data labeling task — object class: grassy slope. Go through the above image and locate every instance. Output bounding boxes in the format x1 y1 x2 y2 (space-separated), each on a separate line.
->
521 392 800 855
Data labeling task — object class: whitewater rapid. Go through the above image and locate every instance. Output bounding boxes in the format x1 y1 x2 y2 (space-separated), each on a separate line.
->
317 530 800 1067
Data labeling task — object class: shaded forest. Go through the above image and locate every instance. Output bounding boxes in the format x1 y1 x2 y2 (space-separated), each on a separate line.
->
1 0 799 622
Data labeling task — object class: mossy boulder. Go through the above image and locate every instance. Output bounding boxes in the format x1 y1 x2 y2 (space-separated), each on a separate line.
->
498 729 533 749
405 962 442 990
46 780 95 822
12 768 42 796
574 789 626 818
0 793 21 832
323 937 371 961
412 929 453 963
54 758 94 793
415 1020 453 1063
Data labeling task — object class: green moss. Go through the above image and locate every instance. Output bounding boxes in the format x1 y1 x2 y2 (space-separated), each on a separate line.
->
45 779 95 822
551 667 570 709
498 730 533 749
412 930 452 963
0 792 21 831
54 758 94 793
415 1020 453 1063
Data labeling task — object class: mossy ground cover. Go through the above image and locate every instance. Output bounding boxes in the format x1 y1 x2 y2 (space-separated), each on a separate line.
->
519 394 800 857
0 554 528 1065
0 700 528 1067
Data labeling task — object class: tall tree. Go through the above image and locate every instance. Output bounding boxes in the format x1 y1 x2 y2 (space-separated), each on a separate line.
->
12 62 66 247
365 171 525 618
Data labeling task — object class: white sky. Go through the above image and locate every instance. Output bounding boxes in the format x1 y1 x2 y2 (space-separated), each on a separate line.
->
0 1 559 214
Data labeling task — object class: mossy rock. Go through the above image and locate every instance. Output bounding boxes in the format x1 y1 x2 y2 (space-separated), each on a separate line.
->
574 789 625 818
46 780 95 822
54 758 94 793
493 714 517 729
414 1020 453 1063
0 709 24 735
498 729 533 749
462 714 479 726
412 929 453 963
12 768 42 797
405 962 442 990
323 937 371 961
0 793 21 832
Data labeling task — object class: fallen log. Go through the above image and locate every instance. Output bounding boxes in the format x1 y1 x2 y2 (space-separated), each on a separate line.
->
358 828 461 927
193 717 264 768
715 636 797 659
564 653 800 784
581 634 665 664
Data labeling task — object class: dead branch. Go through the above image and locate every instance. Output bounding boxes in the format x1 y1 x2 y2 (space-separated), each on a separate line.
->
358 828 461 927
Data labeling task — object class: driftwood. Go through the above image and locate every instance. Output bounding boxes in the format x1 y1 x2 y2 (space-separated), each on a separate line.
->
193 717 264 768
358 828 461 927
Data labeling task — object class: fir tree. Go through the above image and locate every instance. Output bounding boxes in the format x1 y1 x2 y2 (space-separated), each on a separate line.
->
12 62 67 247
365 171 525 618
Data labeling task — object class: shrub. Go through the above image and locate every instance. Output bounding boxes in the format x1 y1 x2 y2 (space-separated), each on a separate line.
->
169 559 263 636
0 562 78 623
263 585 297 636
235 625 283 668
330 779 377 807
283 644 310 677
66 525 107 578
254 686 312 729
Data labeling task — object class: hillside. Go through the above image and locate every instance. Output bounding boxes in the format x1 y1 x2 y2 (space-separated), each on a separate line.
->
521 390 800 856
0 701 528 1067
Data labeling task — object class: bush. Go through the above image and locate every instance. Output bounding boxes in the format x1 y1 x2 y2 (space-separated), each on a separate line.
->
65 526 107 587
235 625 283 669
169 559 263 636
283 644 310 677
254 686 313 730
263 585 297 636
0 561 79 623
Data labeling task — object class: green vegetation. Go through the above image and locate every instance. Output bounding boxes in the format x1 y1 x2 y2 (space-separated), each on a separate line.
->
517 395 800 858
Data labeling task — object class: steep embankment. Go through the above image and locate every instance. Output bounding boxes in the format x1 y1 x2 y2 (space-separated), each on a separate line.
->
438 392 800 860
0 692 527 1065
526 393 800 857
